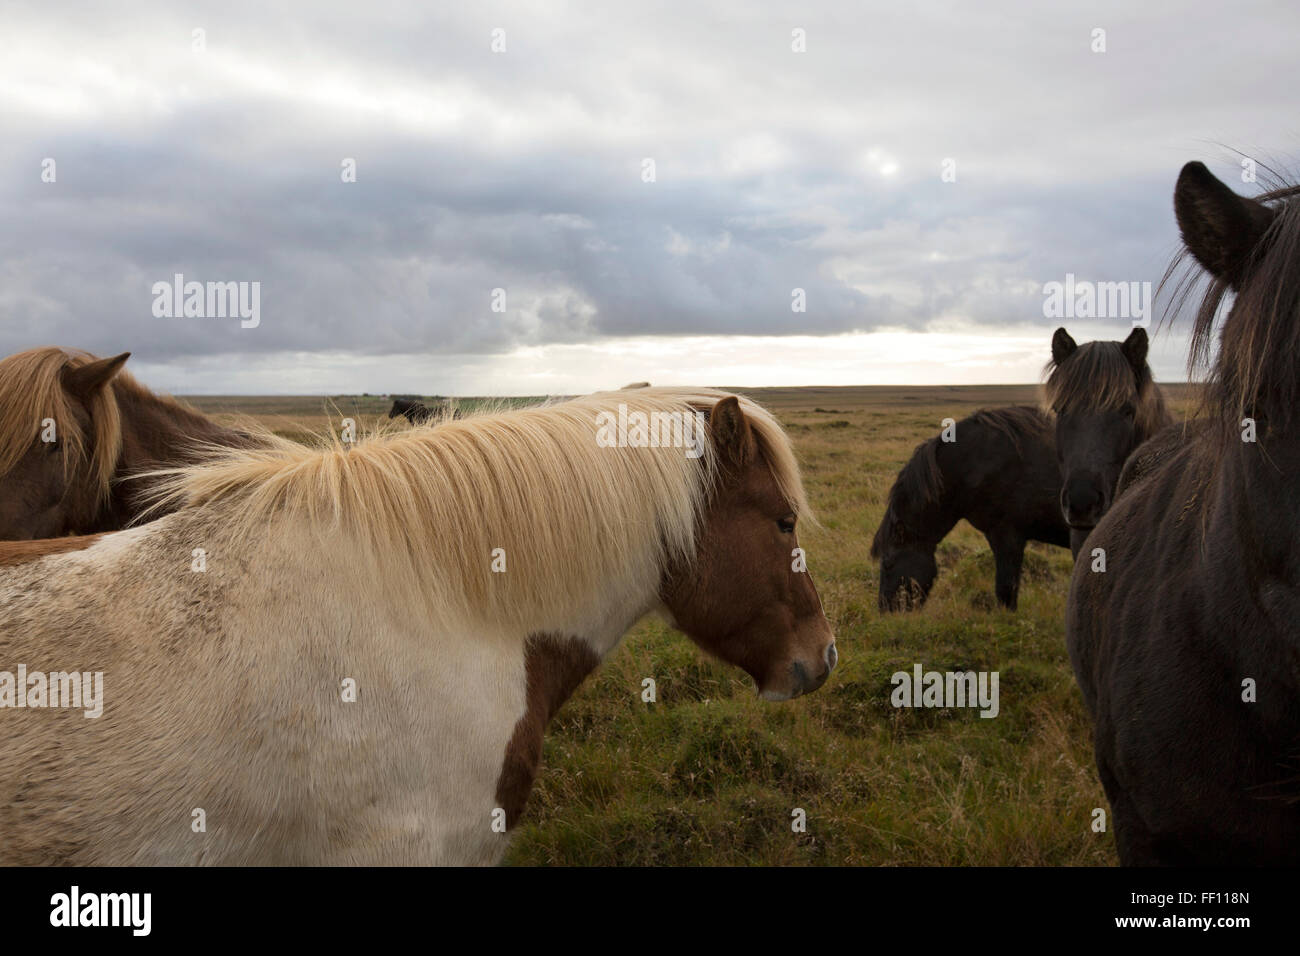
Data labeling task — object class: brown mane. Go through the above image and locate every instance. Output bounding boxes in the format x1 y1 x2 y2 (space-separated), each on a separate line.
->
0 345 262 538
0 348 126 500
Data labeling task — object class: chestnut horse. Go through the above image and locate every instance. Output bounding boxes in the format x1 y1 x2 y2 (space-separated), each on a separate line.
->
0 387 835 865
1068 162 1300 864
1043 327 1171 557
0 347 255 539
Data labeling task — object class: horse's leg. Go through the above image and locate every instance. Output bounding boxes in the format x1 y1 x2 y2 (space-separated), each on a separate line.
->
1097 756 1167 866
986 528 1025 610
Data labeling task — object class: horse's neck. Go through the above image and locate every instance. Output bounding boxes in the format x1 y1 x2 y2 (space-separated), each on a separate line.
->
1140 391 1174 444
111 388 248 508
1219 424 1300 570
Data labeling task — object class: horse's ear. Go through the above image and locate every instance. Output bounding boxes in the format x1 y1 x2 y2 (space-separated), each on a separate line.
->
1121 326 1148 370
709 396 753 467
1051 328 1077 365
1174 161 1274 285
61 352 130 401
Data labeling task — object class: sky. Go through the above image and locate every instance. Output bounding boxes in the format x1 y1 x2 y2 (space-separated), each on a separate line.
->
2 0 1297 394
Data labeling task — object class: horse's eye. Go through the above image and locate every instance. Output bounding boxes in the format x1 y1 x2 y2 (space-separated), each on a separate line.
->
44 441 59 454
1121 403 1136 418
778 515 796 534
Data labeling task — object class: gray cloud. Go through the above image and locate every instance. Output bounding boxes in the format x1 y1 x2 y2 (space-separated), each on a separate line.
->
1 0 1297 387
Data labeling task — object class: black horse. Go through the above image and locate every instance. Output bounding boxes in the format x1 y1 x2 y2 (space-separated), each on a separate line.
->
1068 161 1300 864
388 398 459 424
1115 418 1208 497
1044 327 1171 557
872 406 1069 611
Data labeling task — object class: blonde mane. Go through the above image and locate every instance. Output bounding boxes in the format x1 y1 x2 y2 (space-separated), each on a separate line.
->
151 387 810 633
0 347 126 499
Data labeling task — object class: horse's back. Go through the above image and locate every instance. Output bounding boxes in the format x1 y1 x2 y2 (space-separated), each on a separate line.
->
0 512 525 865
944 407 1064 545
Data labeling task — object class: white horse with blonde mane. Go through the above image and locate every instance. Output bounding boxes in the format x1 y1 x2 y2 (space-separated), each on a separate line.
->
0 387 835 865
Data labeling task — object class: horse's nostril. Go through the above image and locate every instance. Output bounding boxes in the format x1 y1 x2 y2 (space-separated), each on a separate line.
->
791 660 809 689
825 643 838 671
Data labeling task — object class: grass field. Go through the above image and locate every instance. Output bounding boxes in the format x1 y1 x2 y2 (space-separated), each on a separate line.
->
184 383 1196 866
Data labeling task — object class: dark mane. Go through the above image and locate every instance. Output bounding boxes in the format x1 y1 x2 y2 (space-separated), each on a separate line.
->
870 435 943 558
1043 340 1168 442
1163 179 1300 440
967 405 1050 454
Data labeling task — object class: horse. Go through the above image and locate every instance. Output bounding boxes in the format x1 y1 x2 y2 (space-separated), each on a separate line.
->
872 406 1069 611
0 347 257 540
1115 418 1209 497
0 387 836 865
388 397 434 423
1067 161 1300 865
388 398 460 424
1043 327 1171 557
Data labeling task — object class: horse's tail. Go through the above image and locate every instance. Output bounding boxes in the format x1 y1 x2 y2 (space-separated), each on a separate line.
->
871 435 944 558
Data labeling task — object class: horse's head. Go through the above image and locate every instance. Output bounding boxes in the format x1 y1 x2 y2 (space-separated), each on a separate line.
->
0 350 129 540
1046 327 1162 543
660 396 836 701
876 543 937 612
871 456 940 612
1174 161 1300 435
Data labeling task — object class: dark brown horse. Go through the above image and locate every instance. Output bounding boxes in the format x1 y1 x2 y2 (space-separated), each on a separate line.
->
1068 162 1300 865
1044 327 1171 557
872 406 1069 611
388 397 459 424
0 347 256 539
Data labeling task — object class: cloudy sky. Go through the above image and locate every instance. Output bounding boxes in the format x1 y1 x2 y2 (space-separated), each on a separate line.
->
2 0 1296 394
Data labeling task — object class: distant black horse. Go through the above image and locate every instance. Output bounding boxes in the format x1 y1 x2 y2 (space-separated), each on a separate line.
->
1044 327 1171 556
388 398 459 424
872 406 1069 611
1068 162 1300 864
